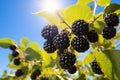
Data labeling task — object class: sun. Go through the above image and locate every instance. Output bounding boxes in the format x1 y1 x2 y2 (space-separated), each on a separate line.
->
42 0 60 13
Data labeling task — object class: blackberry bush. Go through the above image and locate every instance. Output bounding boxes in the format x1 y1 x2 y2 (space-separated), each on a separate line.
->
53 32 70 50
59 52 76 69
30 69 41 80
102 27 116 39
15 69 24 77
86 30 98 43
41 24 58 40
43 40 56 53
68 65 77 74
104 13 119 26
90 60 103 74
71 37 89 52
72 20 89 36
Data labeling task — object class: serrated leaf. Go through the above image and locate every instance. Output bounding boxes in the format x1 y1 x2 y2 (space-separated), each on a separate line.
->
94 50 120 80
77 0 92 5
64 4 93 25
97 0 111 6
0 38 16 48
104 4 120 16
84 53 94 64
35 9 67 29
20 38 29 46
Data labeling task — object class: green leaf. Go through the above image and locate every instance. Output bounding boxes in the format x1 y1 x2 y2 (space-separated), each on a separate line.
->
77 74 86 80
35 9 68 29
97 0 111 6
115 29 120 40
64 4 93 25
0 38 16 48
77 0 93 5
94 50 120 80
104 4 120 16
8 63 22 69
20 38 29 46
29 42 40 51
8 54 14 62
84 53 94 64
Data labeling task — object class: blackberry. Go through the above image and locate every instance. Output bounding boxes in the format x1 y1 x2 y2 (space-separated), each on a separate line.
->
31 69 41 80
104 13 119 26
10 44 17 50
68 65 77 74
72 20 89 36
15 69 24 77
86 30 98 43
12 50 19 57
90 60 103 74
14 58 21 65
102 27 116 39
40 76 49 80
44 40 56 53
53 32 70 50
71 37 89 52
59 52 76 69
41 24 58 40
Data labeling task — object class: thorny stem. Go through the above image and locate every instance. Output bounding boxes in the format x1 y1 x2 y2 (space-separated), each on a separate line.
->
93 0 97 16
56 11 71 29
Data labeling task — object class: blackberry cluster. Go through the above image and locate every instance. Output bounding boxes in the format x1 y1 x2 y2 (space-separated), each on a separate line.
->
86 30 98 43
102 13 119 40
41 24 58 53
67 65 77 74
90 60 103 74
71 37 89 52
14 58 21 65
41 24 58 40
104 13 119 26
31 69 41 80
72 20 89 36
102 27 116 39
53 32 70 50
59 52 76 69
9 44 19 57
15 69 24 77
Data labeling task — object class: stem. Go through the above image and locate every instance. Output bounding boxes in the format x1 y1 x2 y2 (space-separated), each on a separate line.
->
56 11 71 29
93 0 97 16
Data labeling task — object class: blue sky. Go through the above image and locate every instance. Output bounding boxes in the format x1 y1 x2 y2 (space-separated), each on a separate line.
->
0 0 119 77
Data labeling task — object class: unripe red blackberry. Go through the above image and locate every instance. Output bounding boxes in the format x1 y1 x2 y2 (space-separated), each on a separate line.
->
102 27 116 39
59 52 76 69
14 58 21 65
41 24 58 40
90 60 103 74
53 32 70 50
31 69 41 80
72 20 89 36
10 44 17 50
12 50 19 57
86 30 98 43
15 69 24 77
71 37 89 52
43 40 56 53
104 13 119 26
68 65 77 74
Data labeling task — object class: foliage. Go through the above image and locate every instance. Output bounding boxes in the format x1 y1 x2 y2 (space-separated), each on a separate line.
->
0 0 120 80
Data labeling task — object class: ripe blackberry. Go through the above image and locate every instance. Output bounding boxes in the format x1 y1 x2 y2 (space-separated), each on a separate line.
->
14 58 21 65
31 69 41 80
15 69 24 77
68 65 77 74
104 13 119 26
10 44 17 50
59 52 76 69
90 60 103 74
102 27 116 39
40 76 49 80
86 30 98 43
72 20 89 36
43 40 56 53
71 37 89 52
53 32 70 50
41 24 58 40
12 50 19 57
